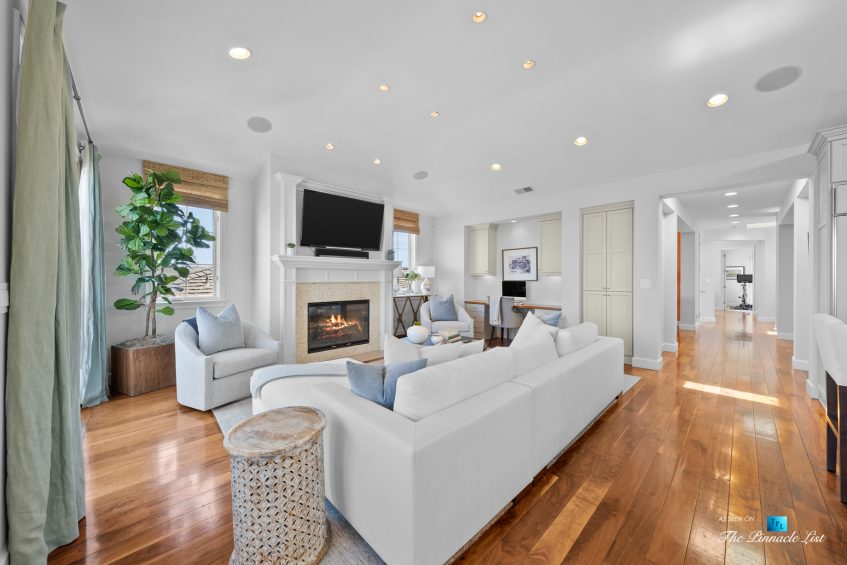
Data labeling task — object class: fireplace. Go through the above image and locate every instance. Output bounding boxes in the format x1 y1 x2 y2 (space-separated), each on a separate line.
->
307 300 370 353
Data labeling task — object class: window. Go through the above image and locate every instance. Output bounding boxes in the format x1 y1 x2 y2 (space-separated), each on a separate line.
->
393 231 416 291
168 205 221 300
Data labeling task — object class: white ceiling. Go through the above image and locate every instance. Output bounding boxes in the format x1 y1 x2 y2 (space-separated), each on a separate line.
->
63 0 847 215
671 180 795 229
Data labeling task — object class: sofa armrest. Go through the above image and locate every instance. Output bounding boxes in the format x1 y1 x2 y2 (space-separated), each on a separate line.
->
243 322 281 359
418 302 433 332
174 323 214 410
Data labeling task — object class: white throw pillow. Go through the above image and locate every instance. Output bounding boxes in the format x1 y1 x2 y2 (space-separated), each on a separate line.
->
197 304 244 355
510 324 558 376
394 347 514 421
383 334 464 366
555 322 599 357
512 312 558 346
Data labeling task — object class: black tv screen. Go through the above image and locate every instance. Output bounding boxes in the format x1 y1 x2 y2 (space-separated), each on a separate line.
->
300 189 384 251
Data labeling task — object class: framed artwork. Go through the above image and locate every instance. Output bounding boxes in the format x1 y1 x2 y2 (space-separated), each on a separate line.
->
502 247 538 281
725 266 744 281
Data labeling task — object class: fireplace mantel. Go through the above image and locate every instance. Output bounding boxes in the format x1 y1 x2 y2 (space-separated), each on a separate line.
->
271 254 401 363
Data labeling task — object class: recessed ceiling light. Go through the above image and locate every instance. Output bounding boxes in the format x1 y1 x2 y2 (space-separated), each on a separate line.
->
706 93 729 108
430 111 440 118
574 136 588 146
490 163 502 172
724 191 738 196
472 11 487 23
755 66 802 92
523 59 536 70
325 143 334 151
727 204 738 208
731 221 740 224
510 220 517 223
378 84 390 92
228 47 252 60
373 158 381 165
246 116 272 133
729 214 739 217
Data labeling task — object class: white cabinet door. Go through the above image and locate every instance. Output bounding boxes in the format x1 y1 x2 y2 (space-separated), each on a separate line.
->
469 228 489 275
606 208 633 292
582 213 606 291
833 138 847 183
539 219 562 275
583 291 607 335
607 292 633 357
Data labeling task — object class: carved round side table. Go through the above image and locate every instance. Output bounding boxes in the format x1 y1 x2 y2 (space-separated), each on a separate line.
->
224 407 329 565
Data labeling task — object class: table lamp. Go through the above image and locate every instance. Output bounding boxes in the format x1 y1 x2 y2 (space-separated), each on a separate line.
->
417 266 435 294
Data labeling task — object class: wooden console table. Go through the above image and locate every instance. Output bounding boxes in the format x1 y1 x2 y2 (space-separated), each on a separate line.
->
465 299 561 311
393 293 430 336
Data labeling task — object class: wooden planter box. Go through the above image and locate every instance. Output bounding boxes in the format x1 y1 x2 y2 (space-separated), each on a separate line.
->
111 336 176 396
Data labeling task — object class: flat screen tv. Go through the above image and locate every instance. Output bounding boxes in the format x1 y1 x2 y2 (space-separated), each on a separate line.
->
300 189 384 251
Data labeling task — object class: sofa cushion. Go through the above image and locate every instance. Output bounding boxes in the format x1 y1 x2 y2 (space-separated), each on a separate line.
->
384 334 465 366
555 322 599 357
512 311 558 343
510 323 558 376
183 316 199 334
346 359 428 409
429 294 459 321
393 347 514 421
431 320 471 334
538 311 563 328
211 347 279 379
197 304 245 355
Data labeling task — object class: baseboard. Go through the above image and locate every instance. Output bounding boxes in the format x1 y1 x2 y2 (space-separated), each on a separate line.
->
661 342 678 353
632 356 663 371
701 316 716 323
806 378 818 399
777 332 794 341
792 357 809 371
678 323 698 331
757 316 775 322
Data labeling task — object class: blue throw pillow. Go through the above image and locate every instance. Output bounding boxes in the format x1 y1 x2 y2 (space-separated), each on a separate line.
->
539 311 562 328
184 317 199 334
429 294 458 322
346 359 428 409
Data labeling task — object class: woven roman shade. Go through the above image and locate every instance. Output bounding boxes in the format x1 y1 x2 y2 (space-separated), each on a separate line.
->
393 208 420 235
143 160 229 212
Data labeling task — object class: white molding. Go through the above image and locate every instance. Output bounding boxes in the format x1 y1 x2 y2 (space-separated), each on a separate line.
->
792 357 809 371
777 332 794 341
0 282 8 314
809 124 847 156
271 255 401 271
806 378 818 398
678 323 699 331
632 356 663 371
757 316 775 323
701 315 716 323
580 200 634 215
661 342 678 353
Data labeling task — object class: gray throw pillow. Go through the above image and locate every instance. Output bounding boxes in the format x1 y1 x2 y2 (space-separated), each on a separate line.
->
196 304 245 355
429 294 458 322
346 359 428 409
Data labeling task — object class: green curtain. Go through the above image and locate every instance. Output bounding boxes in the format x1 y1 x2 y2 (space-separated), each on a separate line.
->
80 143 108 407
7 0 86 562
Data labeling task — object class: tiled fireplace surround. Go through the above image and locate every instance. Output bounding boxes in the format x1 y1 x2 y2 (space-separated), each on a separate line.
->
271 255 400 363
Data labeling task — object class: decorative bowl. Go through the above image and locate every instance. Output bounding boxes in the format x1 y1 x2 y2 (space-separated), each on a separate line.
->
406 325 430 344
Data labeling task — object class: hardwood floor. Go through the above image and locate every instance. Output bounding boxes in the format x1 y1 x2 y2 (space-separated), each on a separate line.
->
49 311 846 564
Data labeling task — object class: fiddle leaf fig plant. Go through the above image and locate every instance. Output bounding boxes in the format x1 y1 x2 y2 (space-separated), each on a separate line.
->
113 169 215 337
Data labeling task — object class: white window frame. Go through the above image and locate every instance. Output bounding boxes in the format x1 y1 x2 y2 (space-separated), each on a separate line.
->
393 231 417 270
164 208 224 305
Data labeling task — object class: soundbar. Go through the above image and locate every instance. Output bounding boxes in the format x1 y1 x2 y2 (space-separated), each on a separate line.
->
314 247 370 259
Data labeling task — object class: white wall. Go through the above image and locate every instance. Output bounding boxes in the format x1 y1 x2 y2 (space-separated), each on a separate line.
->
661 211 678 350
465 218 562 306
776 224 794 338
680 232 696 326
100 150 255 349
793 196 811 367
701 227 776 320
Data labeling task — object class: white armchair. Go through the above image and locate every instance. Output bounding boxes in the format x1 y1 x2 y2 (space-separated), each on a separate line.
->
175 321 281 411
419 301 475 338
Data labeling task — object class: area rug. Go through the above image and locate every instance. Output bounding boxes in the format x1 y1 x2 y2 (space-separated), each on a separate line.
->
212 398 385 564
623 374 641 394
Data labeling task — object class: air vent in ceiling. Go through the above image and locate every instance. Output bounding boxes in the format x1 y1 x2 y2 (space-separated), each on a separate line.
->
514 186 533 195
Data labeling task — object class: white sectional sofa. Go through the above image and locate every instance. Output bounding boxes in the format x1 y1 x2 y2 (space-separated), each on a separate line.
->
252 318 624 565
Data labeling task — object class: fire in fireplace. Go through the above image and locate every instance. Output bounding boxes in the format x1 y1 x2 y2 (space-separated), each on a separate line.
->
307 300 370 353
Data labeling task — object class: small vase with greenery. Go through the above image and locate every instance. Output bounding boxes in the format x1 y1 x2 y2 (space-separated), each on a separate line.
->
287 242 296 256
113 169 215 338
403 270 422 293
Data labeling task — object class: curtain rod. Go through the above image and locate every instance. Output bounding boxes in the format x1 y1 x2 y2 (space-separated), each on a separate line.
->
65 56 93 146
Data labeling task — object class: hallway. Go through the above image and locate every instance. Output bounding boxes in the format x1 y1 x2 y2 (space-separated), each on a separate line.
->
462 311 845 564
